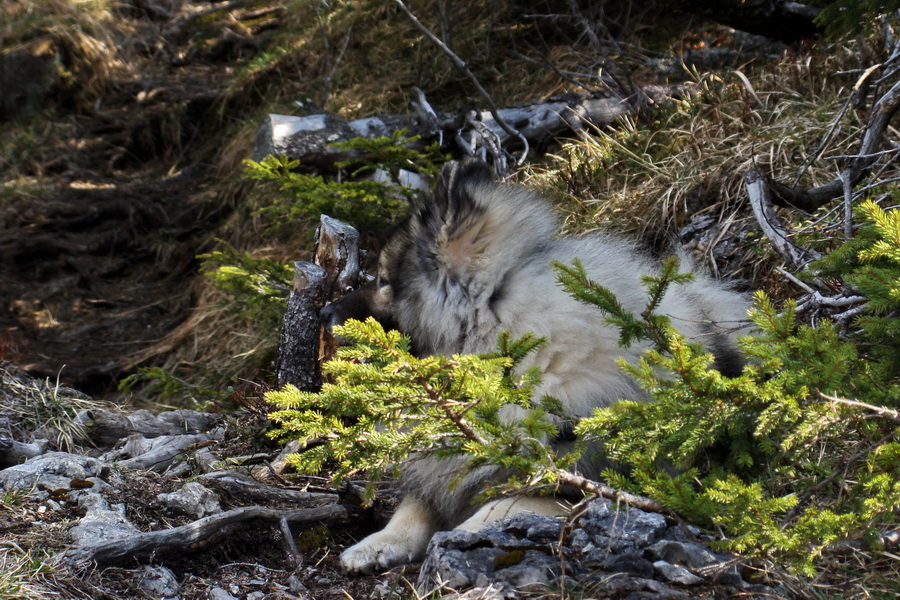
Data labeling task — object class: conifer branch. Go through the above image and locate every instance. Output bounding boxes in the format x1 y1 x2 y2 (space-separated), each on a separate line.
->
418 373 488 445
820 392 900 423
554 469 665 514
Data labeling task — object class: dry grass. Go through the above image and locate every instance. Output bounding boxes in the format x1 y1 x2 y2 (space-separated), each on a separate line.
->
1 0 133 99
752 551 900 600
523 40 872 289
532 51 862 233
0 547 57 600
0 363 113 452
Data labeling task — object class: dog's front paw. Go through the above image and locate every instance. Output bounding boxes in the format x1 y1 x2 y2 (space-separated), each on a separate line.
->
340 532 423 575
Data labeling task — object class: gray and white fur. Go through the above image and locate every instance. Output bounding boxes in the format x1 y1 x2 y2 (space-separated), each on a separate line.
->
321 160 750 574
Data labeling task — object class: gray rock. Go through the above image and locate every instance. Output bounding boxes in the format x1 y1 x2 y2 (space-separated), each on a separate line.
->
419 497 771 598
0 452 109 496
647 539 744 584
653 560 705 585
418 513 562 593
647 539 721 569
69 493 139 548
600 550 655 578
157 482 222 518
602 506 668 547
138 565 181 600
208 588 239 600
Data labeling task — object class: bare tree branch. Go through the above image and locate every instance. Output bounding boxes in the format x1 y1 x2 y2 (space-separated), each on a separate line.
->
771 78 900 212
745 170 821 269
392 0 529 166
63 503 349 569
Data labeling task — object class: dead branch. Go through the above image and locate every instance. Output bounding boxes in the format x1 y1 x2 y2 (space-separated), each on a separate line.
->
276 261 327 390
198 470 338 505
113 433 219 473
253 86 687 168
313 216 362 364
0 437 48 468
555 469 665 515
314 215 361 302
392 0 529 166
821 393 900 423
62 503 349 569
76 408 220 446
770 78 900 212
745 170 821 269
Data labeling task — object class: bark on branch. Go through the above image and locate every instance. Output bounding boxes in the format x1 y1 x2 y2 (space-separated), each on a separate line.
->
769 78 900 212
62 503 349 569
276 261 327 390
253 86 689 167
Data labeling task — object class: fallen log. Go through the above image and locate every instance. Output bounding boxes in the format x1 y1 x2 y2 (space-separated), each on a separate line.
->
253 86 689 166
199 470 337 505
76 408 221 446
62 503 350 569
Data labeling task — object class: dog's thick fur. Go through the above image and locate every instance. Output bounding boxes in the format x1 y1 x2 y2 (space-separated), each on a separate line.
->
322 160 750 574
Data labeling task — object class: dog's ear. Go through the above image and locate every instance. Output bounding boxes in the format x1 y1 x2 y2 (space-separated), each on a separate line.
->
414 159 556 281
419 160 497 277
433 159 493 215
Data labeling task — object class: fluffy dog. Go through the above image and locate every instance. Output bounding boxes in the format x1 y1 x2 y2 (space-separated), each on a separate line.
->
321 160 750 574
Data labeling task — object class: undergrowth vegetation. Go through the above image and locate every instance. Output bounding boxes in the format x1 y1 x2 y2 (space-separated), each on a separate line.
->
269 200 900 576
0 363 111 452
4 0 900 596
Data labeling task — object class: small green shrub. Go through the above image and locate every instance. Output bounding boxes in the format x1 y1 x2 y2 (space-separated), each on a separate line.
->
267 200 900 575
245 130 446 236
266 320 561 503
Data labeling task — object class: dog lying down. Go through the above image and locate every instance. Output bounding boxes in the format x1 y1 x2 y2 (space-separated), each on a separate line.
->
320 159 750 574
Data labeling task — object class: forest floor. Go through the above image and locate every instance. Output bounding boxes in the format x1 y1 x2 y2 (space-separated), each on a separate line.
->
0 2 405 597
0 3 244 398
3 1 896 599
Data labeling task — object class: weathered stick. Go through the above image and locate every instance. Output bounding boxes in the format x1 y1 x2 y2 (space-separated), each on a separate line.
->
0 437 47 467
199 470 338 505
745 170 821 269
276 261 327 390
314 215 362 364
315 215 361 301
62 503 349 569
253 86 686 166
76 408 220 446
114 433 218 473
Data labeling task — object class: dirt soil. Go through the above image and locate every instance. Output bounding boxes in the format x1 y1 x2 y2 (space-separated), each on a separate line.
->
0 3 247 396
0 2 407 598
1 173 214 395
